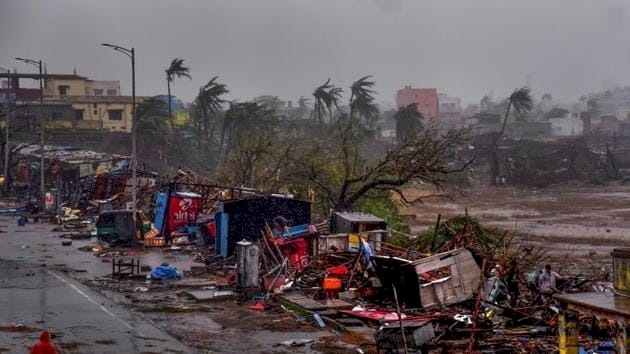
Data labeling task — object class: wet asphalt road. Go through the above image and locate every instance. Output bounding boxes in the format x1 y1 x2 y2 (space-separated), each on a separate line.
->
0 215 193 353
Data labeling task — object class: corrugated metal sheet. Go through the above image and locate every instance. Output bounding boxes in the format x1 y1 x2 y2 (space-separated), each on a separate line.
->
15 143 129 165
334 212 385 223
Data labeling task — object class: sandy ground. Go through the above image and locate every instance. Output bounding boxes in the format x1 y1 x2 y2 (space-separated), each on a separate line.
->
402 183 630 275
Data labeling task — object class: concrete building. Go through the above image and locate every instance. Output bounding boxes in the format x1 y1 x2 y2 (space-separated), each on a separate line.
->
0 72 140 133
396 86 438 120
549 113 584 136
438 93 462 124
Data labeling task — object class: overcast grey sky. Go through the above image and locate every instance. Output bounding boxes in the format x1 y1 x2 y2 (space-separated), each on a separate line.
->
1 0 629 106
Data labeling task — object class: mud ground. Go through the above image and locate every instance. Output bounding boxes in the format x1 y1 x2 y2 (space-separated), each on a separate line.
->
402 183 630 275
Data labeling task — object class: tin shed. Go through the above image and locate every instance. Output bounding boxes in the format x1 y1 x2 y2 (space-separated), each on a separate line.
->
215 196 311 257
331 212 387 234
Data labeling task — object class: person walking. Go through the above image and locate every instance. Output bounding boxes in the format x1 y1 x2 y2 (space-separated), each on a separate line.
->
30 330 57 354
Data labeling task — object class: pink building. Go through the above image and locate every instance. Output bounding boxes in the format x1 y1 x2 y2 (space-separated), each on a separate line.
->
396 86 438 119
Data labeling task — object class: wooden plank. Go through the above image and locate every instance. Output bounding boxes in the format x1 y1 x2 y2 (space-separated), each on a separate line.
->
280 293 354 311
336 318 367 326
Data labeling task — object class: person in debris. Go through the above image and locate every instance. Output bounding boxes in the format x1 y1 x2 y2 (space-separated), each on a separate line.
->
538 264 563 294
272 216 290 237
506 260 521 307
30 330 58 354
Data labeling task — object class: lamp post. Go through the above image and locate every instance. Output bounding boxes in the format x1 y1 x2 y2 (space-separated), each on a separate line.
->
15 58 44 207
101 43 136 217
0 67 11 192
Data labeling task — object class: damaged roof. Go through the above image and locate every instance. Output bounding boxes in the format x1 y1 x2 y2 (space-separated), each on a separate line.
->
14 143 129 165
334 212 385 223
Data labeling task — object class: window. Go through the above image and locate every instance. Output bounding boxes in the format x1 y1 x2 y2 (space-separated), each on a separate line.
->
74 109 84 120
58 85 69 96
51 112 63 121
108 109 123 121
94 89 103 96
107 89 117 96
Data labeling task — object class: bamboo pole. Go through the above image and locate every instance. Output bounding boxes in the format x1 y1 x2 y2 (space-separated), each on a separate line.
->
392 285 409 354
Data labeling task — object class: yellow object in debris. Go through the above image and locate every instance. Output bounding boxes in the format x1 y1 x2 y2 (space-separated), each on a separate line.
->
0 177 5 185
144 228 159 239
95 165 109 175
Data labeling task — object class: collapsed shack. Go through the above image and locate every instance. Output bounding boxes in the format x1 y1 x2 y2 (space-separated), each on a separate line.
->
11 143 130 208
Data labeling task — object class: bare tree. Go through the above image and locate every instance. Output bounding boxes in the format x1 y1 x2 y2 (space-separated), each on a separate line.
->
286 119 472 212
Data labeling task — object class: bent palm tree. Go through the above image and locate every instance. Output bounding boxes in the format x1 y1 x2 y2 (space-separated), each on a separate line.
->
491 86 533 183
349 76 379 127
313 79 343 126
194 76 228 148
327 86 342 124
166 58 191 131
313 79 333 125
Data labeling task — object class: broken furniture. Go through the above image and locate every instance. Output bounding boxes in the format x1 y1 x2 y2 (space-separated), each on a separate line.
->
112 258 140 278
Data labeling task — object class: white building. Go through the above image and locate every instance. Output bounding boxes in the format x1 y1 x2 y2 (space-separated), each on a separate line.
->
549 113 583 136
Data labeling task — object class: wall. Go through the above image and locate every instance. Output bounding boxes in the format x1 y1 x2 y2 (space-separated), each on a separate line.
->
549 116 584 136
44 78 87 97
396 87 438 119
71 100 133 132
86 81 120 96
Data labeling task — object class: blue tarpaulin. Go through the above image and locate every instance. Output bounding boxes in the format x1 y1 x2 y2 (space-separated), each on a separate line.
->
150 264 180 280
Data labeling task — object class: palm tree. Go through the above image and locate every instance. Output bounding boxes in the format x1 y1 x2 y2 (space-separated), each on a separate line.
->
222 101 278 155
312 79 343 126
327 86 342 124
193 76 228 148
135 97 171 171
349 76 379 127
165 58 191 131
491 86 533 184
497 87 533 139
394 104 424 142
312 79 333 125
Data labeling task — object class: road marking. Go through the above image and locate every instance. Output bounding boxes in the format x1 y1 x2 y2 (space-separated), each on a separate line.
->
47 270 144 336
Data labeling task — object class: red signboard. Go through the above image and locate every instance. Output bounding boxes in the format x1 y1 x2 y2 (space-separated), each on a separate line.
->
275 236 309 272
167 194 201 234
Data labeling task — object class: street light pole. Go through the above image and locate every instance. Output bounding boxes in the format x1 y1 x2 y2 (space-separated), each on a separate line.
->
15 58 44 208
101 43 136 218
0 67 11 192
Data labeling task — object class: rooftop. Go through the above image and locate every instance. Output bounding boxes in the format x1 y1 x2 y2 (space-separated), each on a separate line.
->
15 144 129 165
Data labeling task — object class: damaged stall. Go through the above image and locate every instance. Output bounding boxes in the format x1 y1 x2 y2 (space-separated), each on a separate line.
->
214 195 312 258
154 191 202 243
315 212 388 255
13 143 130 208
554 248 630 354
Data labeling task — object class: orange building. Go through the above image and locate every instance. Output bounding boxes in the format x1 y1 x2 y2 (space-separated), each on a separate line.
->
396 86 438 119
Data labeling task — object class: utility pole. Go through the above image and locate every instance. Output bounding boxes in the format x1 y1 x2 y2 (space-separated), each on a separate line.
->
0 67 11 193
101 43 137 219
15 58 45 208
